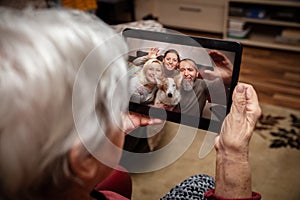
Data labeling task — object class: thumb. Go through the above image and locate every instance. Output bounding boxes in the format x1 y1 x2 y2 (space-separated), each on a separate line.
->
214 135 221 151
245 85 262 126
230 84 247 120
146 118 165 126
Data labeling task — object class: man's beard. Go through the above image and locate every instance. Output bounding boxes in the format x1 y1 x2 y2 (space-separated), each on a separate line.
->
182 79 194 91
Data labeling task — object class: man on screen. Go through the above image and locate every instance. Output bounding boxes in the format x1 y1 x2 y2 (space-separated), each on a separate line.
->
178 50 233 118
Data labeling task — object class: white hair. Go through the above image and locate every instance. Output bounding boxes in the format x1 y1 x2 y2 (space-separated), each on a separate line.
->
0 7 128 199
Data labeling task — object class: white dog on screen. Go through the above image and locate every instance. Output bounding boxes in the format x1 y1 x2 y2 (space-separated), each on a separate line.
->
147 74 183 151
154 74 183 110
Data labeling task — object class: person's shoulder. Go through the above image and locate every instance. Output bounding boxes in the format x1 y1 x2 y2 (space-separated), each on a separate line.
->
194 78 206 86
129 76 141 88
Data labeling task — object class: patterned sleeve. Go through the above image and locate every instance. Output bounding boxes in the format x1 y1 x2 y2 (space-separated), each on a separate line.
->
161 174 215 200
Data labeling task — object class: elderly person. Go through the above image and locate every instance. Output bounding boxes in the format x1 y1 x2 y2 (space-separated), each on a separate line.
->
0 7 149 200
0 7 261 200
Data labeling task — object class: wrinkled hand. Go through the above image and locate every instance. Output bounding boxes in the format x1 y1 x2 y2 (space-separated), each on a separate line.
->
147 48 160 59
153 102 175 111
203 50 233 84
215 83 261 161
121 112 163 134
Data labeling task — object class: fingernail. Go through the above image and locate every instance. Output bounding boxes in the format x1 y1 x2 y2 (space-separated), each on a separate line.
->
236 85 244 93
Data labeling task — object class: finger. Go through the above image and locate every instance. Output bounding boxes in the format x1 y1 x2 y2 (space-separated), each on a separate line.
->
239 83 260 113
235 83 261 126
245 84 259 108
243 84 262 124
230 84 247 120
122 113 157 134
214 135 221 151
151 47 159 54
134 113 164 126
209 50 225 62
121 113 135 134
148 118 165 125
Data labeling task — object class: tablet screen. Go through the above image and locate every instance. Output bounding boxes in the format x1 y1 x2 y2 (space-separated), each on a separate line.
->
123 29 242 133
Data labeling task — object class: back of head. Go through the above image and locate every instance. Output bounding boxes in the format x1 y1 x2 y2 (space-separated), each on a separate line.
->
0 7 128 200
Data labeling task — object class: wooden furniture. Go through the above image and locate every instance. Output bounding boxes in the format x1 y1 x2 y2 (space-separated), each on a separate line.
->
155 0 225 33
223 0 300 52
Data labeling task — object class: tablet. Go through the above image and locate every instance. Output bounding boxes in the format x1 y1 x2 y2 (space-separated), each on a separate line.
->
122 29 242 133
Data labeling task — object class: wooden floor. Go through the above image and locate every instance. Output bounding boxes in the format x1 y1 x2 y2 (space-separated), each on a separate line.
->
173 29 300 111
239 46 300 111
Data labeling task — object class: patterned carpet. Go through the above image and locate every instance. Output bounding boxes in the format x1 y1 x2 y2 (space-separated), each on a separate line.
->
257 115 300 149
255 104 300 150
130 103 300 200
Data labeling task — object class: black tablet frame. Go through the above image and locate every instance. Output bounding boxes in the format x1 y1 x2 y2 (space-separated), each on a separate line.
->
123 28 242 133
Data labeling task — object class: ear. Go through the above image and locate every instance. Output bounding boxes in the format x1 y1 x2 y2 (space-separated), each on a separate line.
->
196 71 200 79
68 144 99 181
174 74 183 88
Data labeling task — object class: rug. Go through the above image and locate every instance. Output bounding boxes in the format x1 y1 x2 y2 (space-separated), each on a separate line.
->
130 103 300 200
255 104 300 150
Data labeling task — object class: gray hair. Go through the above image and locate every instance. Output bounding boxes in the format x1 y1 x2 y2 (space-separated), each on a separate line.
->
0 7 128 199
180 58 198 71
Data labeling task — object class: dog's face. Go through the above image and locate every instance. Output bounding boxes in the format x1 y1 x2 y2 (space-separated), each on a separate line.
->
157 76 180 97
156 74 182 106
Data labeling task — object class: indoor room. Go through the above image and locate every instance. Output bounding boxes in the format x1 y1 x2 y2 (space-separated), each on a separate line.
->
0 0 299 200
104 0 300 199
